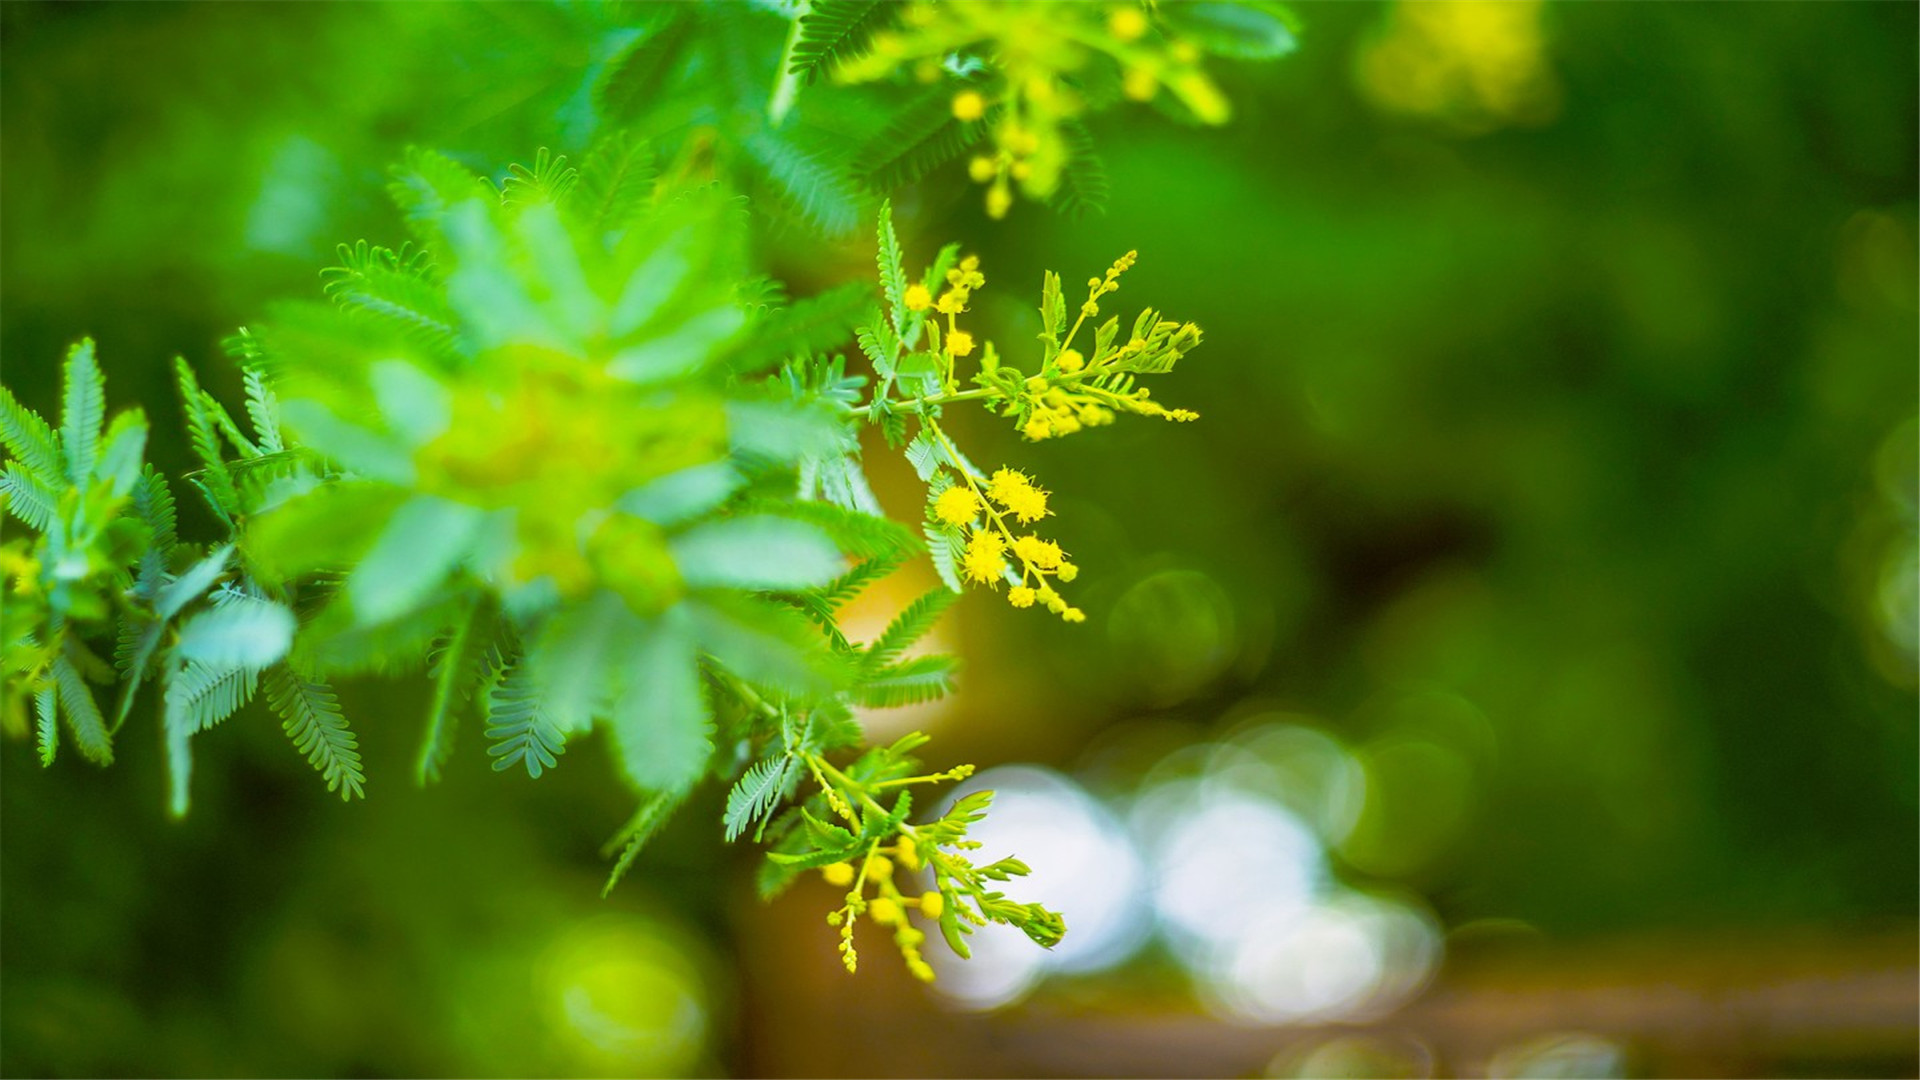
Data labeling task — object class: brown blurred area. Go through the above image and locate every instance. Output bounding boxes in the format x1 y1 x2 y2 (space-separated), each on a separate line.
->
738 894 1916 1078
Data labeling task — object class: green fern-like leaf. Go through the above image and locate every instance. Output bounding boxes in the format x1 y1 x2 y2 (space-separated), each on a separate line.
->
319 241 461 360
0 383 62 486
602 789 687 896
241 366 283 454
484 658 566 779
51 652 113 766
783 552 905 651
725 281 873 374
1052 119 1111 219
724 754 797 841
0 465 55 532
33 688 57 767
923 520 964 594
166 659 258 734
59 338 105 486
162 659 257 816
501 147 579 209
573 130 657 239
738 496 919 561
265 665 366 801
387 147 494 247
789 0 890 83
173 358 240 522
818 551 907 613
875 200 909 328
416 603 494 785
203 391 259 461
741 126 868 237
863 587 956 672
597 10 694 125
857 92 993 193
852 652 959 708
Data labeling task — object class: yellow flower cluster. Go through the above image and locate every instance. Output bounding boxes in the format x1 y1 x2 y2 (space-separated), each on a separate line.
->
941 467 1083 622
933 485 982 527
836 2 1234 218
961 528 1007 584
1019 252 1201 441
820 843 946 982
986 468 1048 524
1356 0 1560 133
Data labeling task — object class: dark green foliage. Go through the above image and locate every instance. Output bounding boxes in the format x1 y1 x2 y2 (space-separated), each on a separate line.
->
484 658 567 779
723 280 873 374
1051 119 1111 219
174 358 240 522
416 601 495 785
856 91 992 193
319 241 461 361
596 9 695 126
724 754 799 842
601 789 689 896
51 651 114 766
788 0 892 84
265 665 366 801
573 130 658 238
740 125 869 237
863 587 956 671
500 147 579 208
851 653 959 708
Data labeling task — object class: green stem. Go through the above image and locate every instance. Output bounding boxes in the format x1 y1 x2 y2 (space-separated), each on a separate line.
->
766 2 810 125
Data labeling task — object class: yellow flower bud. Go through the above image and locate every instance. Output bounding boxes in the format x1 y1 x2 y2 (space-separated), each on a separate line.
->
867 854 894 880
1109 6 1149 41
823 862 855 887
904 283 933 311
952 90 987 122
1056 562 1079 582
946 329 975 357
1056 349 1085 373
986 184 1013 219
1176 71 1230 124
920 891 945 918
968 155 997 183
869 897 902 924
1009 585 1038 608
896 843 922 872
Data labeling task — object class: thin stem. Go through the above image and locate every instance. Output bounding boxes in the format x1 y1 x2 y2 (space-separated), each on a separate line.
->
766 2 810 125
850 359 1118 417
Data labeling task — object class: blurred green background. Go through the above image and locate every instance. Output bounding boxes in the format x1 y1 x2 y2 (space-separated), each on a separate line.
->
3 2 1914 1077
